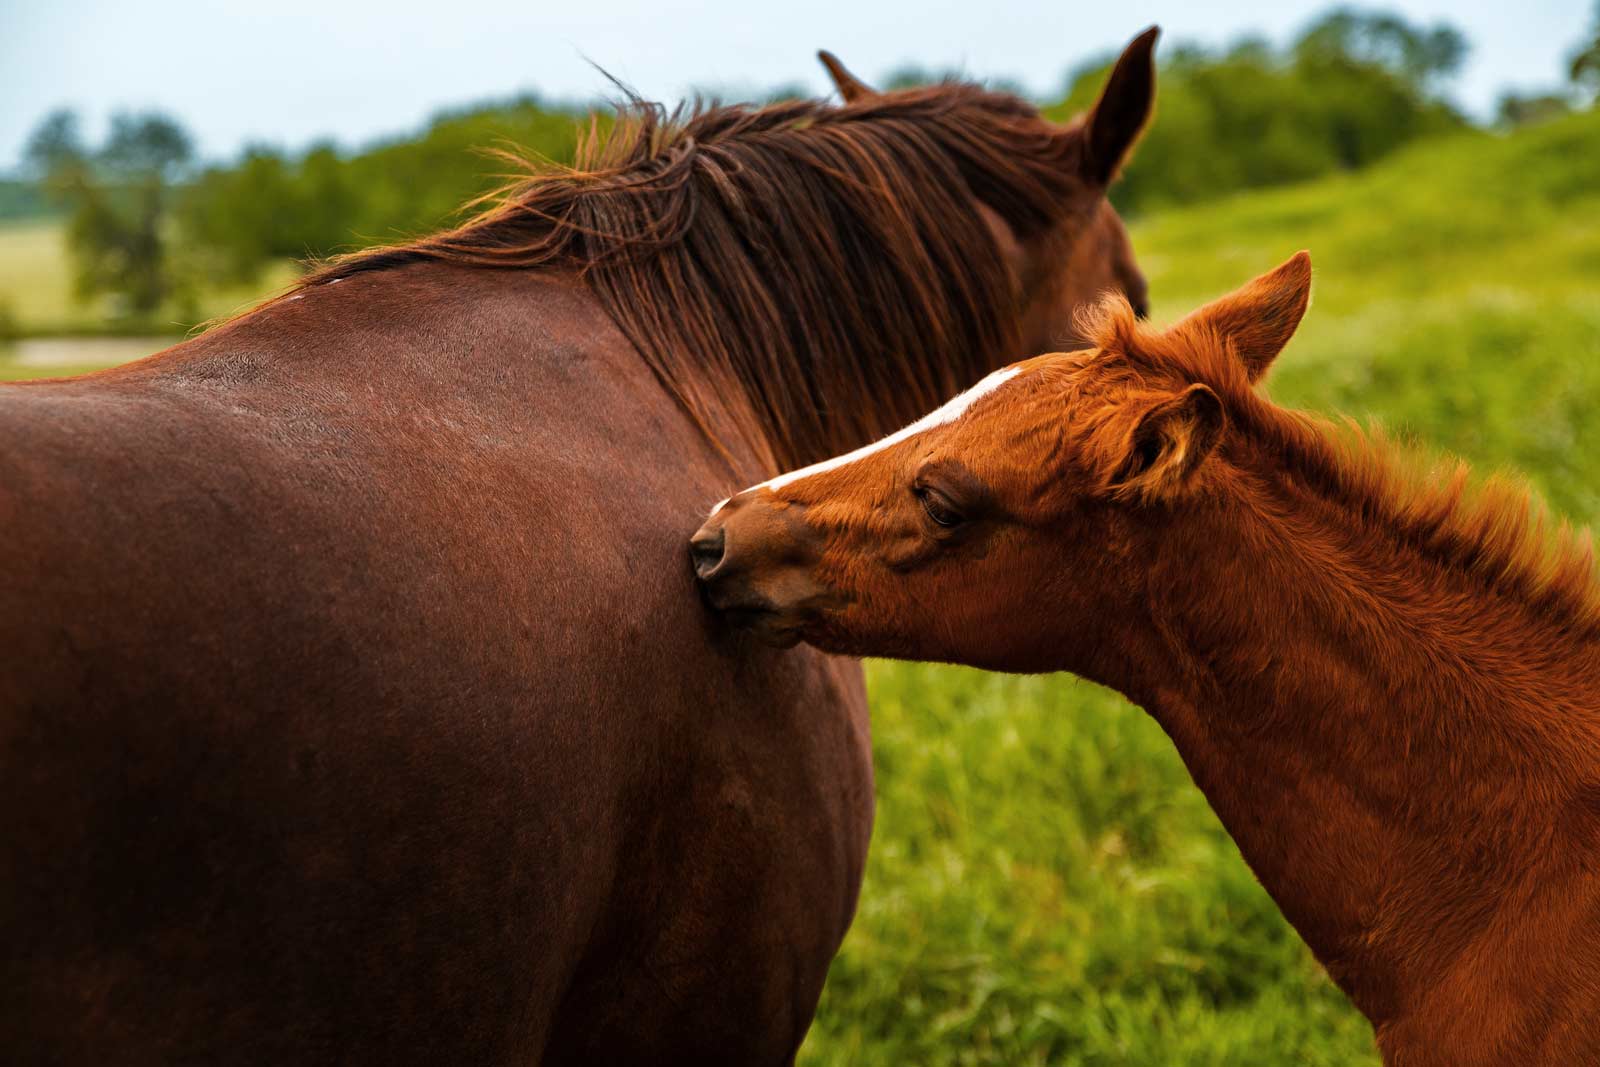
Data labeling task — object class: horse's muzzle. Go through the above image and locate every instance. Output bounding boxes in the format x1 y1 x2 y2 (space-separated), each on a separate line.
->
689 493 827 647
689 523 728 580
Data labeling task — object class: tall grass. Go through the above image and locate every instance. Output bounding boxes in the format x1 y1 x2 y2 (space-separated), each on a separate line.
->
803 669 1377 1066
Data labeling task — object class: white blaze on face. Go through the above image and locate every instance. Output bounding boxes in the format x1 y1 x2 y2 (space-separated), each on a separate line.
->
730 365 1025 502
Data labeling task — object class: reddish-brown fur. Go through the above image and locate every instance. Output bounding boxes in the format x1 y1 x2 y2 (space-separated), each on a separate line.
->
695 253 1600 1065
0 33 1157 1065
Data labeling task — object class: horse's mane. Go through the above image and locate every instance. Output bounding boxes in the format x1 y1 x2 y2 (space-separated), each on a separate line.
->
293 89 1094 470
1087 300 1600 632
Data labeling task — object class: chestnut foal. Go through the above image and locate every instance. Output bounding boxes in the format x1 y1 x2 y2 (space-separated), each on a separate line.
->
690 253 1600 1065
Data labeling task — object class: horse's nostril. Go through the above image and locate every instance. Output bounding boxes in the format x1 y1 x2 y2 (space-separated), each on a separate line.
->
690 524 727 579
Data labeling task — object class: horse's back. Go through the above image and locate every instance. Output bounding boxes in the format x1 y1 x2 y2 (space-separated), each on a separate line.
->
0 265 872 1065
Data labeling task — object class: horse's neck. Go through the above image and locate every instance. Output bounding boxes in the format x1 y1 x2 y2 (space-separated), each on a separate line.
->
1107 462 1600 1030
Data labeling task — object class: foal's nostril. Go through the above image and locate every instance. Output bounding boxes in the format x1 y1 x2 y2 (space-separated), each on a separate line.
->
690 524 727 579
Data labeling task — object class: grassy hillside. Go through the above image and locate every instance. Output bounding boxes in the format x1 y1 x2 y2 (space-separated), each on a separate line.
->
3 107 1598 1066
1139 112 1600 522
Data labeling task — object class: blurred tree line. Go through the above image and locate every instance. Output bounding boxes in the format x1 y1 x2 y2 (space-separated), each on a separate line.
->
20 97 584 321
17 4 1600 321
1497 1 1600 126
177 96 583 284
1049 8 1471 213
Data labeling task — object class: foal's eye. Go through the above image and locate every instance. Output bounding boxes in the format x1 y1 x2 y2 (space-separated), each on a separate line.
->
914 486 964 528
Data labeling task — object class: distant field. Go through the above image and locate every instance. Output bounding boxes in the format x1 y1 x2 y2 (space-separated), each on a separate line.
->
0 362 128 381
0 217 297 337
4 107 1599 1066
0 219 83 333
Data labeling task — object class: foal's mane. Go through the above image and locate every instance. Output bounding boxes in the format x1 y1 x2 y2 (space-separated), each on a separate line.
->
295 89 1092 470
1089 301 1600 632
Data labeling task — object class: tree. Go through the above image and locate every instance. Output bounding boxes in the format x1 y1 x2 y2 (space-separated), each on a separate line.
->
176 95 585 282
23 109 193 316
1294 7 1467 90
1497 91 1572 128
1572 2 1600 102
179 145 300 283
23 109 87 178
1051 10 1466 215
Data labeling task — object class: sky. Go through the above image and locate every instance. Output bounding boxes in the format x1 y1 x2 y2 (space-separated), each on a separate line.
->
3 0 1592 171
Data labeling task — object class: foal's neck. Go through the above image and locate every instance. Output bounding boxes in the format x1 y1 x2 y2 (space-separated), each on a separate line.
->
1110 446 1600 1052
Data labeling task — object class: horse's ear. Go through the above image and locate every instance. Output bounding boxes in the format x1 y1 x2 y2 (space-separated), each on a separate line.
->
1177 251 1312 383
1078 26 1159 185
1109 383 1224 501
818 50 876 103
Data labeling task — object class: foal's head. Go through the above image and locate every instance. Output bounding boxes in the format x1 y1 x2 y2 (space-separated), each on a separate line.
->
689 252 1312 669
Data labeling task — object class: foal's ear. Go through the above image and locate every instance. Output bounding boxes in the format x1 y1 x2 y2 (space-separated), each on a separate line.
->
1178 251 1312 382
1110 383 1225 501
1077 26 1159 185
817 50 876 103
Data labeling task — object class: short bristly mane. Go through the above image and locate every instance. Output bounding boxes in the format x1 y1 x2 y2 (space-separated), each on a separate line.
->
292 90 1094 471
1085 298 1600 632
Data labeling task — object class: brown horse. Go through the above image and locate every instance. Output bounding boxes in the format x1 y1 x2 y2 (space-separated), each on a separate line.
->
693 254 1600 1065
0 34 1157 1066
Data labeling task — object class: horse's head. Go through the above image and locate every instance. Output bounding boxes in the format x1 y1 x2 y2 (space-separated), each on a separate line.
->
1009 27 1158 344
689 252 1311 671
819 28 1157 353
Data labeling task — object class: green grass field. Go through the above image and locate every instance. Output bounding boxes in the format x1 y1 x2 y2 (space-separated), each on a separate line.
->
3 107 1598 1065
0 218 298 338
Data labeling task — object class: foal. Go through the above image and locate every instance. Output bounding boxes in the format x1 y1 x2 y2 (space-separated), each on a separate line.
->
690 254 1600 1065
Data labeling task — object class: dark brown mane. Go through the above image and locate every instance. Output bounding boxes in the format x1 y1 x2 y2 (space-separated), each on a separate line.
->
1086 298 1600 632
294 88 1093 470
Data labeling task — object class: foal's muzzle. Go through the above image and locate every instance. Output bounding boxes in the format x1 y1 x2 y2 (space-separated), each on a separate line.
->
689 493 828 647
689 524 727 580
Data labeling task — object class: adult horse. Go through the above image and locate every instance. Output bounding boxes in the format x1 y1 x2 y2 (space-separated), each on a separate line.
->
1 33 1155 1065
